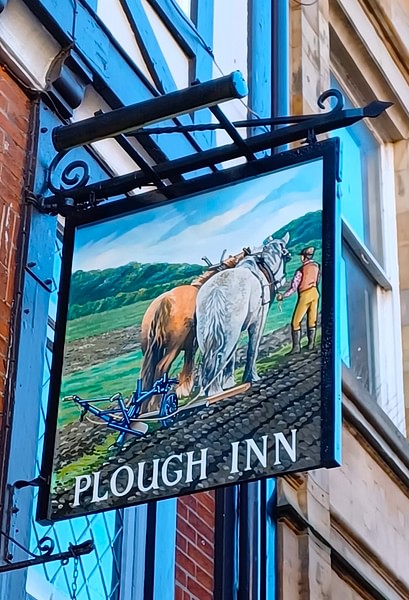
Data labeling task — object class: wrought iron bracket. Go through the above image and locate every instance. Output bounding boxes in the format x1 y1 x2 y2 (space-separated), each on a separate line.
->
0 478 94 573
39 86 392 217
0 531 94 573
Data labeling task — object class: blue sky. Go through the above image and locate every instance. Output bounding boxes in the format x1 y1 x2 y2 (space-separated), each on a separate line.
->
72 159 323 272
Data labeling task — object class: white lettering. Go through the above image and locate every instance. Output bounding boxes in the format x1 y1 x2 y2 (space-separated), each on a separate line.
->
230 441 240 474
162 454 183 487
73 475 91 507
274 429 297 465
110 466 134 497
137 459 160 492
91 471 108 503
244 435 268 471
185 449 208 483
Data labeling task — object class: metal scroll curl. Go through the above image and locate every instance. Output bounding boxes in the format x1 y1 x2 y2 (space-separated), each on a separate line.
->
47 150 90 196
317 88 344 112
36 536 55 557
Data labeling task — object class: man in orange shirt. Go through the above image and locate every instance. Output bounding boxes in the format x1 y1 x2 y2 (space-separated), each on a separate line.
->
276 247 320 353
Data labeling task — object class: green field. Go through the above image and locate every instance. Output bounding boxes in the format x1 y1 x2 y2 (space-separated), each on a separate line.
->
60 244 322 429
65 299 152 342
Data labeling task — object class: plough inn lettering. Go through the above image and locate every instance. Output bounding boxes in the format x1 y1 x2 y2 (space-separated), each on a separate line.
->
73 429 298 508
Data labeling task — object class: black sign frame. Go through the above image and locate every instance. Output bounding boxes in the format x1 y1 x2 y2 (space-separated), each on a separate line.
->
37 139 341 523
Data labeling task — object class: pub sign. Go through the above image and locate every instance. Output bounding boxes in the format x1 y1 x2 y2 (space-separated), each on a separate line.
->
38 140 341 521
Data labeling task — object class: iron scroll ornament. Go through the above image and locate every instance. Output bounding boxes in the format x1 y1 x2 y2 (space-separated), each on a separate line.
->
41 88 391 215
46 150 91 196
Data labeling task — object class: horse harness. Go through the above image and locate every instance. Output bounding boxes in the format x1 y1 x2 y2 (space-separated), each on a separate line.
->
254 252 288 306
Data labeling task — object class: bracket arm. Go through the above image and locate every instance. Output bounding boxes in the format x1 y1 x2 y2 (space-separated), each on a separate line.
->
0 540 94 573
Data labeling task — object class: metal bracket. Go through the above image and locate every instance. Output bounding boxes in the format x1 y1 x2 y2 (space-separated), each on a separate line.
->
38 85 392 216
0 531 94 573
0 478 94 573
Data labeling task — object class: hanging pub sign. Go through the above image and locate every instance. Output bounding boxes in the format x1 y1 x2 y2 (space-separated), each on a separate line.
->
38 139 341 522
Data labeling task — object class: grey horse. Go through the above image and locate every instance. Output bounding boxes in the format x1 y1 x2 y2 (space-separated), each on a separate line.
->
196 233 291 397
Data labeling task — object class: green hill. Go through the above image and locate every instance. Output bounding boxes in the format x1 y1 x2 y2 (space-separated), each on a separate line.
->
68 262 204 319
273 210 321 249
68 210 322 320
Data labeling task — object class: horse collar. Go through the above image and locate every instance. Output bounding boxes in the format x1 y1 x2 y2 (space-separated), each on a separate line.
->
256 256 277 288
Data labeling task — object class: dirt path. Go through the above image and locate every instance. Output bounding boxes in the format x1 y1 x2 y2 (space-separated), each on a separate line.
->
64 325 141 374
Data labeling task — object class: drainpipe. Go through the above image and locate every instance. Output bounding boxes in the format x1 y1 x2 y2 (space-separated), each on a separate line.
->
272 0 290 122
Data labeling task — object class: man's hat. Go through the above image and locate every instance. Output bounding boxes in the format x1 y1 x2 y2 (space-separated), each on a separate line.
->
300 246 315 258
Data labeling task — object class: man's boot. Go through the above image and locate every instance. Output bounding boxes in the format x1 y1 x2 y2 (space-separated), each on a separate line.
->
307 326 316 351
288 329 301 354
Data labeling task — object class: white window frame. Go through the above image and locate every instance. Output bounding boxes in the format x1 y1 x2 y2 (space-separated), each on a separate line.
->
333 66 405 432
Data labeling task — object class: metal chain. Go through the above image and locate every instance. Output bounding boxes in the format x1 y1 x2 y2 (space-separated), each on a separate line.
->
71 555 79 600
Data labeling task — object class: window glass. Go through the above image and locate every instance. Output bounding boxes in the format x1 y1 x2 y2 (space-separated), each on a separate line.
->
341 245 377 396
332 77 382 397
337 121 383 264
26 234 123 600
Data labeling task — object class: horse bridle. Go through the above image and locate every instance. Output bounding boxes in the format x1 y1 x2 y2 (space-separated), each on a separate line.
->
256 246 291 304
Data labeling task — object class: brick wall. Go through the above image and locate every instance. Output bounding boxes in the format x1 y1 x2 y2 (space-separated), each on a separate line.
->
0 68 29 426
175 491 215 600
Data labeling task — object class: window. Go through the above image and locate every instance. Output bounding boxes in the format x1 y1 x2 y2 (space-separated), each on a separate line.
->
332 76 404 429
335 110 382 397
26 228 124 600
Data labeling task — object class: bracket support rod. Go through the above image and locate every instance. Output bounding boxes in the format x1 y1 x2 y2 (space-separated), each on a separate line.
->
43 98 392 213
0 540 94 573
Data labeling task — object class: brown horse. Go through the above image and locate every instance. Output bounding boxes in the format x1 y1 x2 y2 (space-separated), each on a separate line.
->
140 285 198 408
140 250 249 412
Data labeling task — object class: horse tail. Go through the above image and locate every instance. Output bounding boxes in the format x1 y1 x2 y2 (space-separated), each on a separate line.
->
140 297 171 389
199 286 228 390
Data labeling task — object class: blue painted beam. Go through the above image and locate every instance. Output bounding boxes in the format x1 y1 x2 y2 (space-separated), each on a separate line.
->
120 0 214 152
265 478 276 600
121 0 177 95
147 0 202 57
24 0 214 160
153 499 177 600
272 0 290 118
193 0 215 145
249 0 272 132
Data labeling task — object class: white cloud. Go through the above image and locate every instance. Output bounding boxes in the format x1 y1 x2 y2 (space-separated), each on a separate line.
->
73 163 322 271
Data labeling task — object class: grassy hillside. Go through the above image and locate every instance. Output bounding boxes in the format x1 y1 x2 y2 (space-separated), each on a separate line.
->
68 210 322 321
68 262 204 319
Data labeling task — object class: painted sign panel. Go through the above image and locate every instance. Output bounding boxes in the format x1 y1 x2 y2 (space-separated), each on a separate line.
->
38 140 340 521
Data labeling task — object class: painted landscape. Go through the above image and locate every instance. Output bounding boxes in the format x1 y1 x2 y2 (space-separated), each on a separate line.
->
49 160 327 518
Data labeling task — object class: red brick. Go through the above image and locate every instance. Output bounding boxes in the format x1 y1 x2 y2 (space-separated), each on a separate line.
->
0 313 10 340
196 564 213 591
177 499 188 520
181 494 198 512
187 511 214 543
0 91 9 115
193 502 214 528
196 536 214 559
177 515 197 544
196 491 215 513
187 541 213 575
0 117 27 151
0 70 28 424
175 564 187 588
177 550 196 577
187 576 212 600
176 531 187 553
